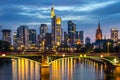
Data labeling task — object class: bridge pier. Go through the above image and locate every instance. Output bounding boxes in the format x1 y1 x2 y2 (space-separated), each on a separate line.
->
40 55 50 80
104 63 114 74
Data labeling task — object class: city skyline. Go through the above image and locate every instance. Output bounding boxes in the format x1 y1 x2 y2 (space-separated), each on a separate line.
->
0 0 120 42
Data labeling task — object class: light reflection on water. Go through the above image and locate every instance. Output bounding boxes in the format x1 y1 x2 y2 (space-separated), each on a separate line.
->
0 58 120 80
12 58 40 80
50 58 104 80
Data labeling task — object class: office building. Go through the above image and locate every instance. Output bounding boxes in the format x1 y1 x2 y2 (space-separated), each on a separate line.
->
29 29 36 47
111 28 118 42
85 37 91 44
2 29 11 44
16 25 29 49
68 20 76 46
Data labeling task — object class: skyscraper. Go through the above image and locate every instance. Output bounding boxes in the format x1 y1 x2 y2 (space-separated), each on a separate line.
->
16 25 29 49
111 28 118 42
2 29 11 44
96 22 102 41
13 32 17 47
85 37 91 44
29 29 36 46
68 20 76 46
51 5 62 47
79 31 84 44
64 31 68 45
40 24 48 40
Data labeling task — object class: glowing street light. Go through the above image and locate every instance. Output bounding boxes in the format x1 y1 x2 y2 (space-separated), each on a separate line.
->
107 42 110 53
62 54 65 57
100 55 103 58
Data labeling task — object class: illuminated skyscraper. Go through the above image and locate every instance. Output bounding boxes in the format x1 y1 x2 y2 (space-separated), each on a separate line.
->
68 20 76 46
51 5 62 46
2 29 11 44
13 32 17 47
40 24 48 40
111 28 118 42
96 22 102 41
29 29 36 46
16 25 29 48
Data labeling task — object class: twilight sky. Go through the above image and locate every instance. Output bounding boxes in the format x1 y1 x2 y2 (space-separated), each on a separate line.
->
0 0 120 42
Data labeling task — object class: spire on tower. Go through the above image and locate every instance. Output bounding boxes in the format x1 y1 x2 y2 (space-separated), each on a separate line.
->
98 21 100 29
51 4 55 18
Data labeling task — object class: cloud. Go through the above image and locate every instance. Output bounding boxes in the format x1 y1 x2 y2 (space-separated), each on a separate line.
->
54 0 120 12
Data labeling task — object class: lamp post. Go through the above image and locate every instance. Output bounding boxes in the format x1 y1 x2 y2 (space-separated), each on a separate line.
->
107 42 110 53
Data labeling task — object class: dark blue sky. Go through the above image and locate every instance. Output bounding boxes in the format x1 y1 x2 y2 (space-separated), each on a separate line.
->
0 0 120 42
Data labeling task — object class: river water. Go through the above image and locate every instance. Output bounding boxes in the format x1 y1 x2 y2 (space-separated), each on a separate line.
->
0 58 119 80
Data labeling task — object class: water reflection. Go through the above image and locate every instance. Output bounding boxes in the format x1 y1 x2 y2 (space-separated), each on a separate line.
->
1 58 120 80
50 58 104 80
12 58 40 80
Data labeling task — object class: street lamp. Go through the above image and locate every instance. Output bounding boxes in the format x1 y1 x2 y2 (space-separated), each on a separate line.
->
107 42 110 53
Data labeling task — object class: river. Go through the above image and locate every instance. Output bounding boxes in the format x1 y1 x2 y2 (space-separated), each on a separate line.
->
0 58 120 80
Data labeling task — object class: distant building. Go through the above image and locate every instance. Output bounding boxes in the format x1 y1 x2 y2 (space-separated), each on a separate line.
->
96 22 102 41
64 31 68 45
2 29 11 44
93 39 113 49
45 33 52 47
29 29 36 47
51 5 62 47
13 32 17 47
68 20 76 46
79 31 84 44
111 28 118 42
85 37 91 44
40 24 48 40
16 25 29 49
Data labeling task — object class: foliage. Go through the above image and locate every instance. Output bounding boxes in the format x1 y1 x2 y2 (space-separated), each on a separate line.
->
0 40 12 52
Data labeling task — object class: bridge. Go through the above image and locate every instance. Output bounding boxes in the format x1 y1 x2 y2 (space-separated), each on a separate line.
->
0 52 120 79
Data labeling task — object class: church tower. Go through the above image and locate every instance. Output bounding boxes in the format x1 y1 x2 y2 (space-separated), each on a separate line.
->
96 22 102 41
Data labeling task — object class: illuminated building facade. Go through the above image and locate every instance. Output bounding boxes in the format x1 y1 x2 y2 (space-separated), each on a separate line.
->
51 5 62 47
16 25 29 49
111 28 118 42
40 24 48 40
68 20 76 46
29 29 36 47
96 22 102 41
2 29 11 44
13 32 17 47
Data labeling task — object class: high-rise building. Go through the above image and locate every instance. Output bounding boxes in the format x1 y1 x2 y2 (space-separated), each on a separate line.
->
111 28 118 42
96 22 102 41
45 33 52 47
16 25 29 49
29 29 36 46
79 31 84 44
85 37 91 44
64 31 68 45
40 24 48 40
2 29 11 44
68 20 76 46
13 32 17 47
51 5 62 47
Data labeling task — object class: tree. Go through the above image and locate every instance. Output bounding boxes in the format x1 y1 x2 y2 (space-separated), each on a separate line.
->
0 40 12 52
